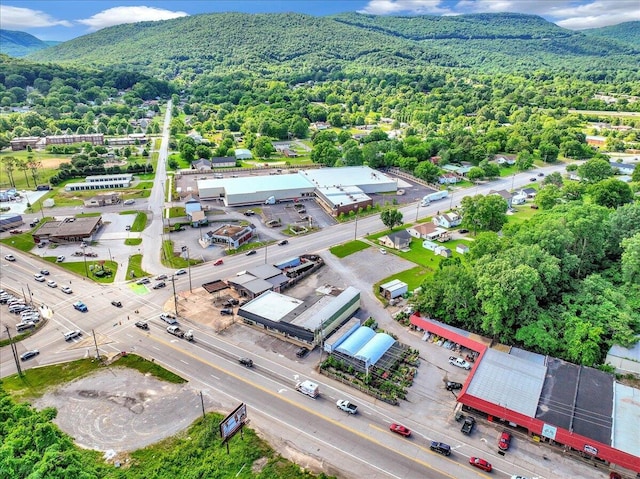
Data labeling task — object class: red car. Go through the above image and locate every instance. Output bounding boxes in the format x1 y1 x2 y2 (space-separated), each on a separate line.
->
469 457 492 472
213 259 224 266
389 423 411 437
498 431 511 451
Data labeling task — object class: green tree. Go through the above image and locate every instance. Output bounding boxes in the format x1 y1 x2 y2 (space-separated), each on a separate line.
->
413 161 440 184
588 178 633 208
535 185 561 210
2 156 17 187
632 166 640 183
562 181 585 201
621 233 640 285
253 136 274 158
607 202 640 258
311 141 340 166
380 208 403 230
515 151 534 171
460 194 508 234
577 158 613 183
542 172 563 187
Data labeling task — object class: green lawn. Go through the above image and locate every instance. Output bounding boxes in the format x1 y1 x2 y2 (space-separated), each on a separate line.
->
168 206 186 218
161 240 201 268
115 354 185 384
126 253 150 280
125 238 143 246
330 240 370 258
0 231 35 251
43 257 118 283
130 212 148 232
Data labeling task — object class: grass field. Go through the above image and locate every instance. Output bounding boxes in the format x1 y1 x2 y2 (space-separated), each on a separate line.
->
0 230 36 251
126 253 150 279
124 238 143 246
130 212 148 232
43 257 118 283
168 206 186 218
330 240 370 258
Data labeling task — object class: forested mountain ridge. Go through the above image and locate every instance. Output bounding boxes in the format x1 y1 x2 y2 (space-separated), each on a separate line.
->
582 21 640 48
26 12 639 80
0 29 57 57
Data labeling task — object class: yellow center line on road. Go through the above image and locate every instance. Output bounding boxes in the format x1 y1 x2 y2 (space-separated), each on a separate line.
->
144 332 461 479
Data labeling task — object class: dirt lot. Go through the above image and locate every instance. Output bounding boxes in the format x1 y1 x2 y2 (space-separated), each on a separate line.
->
33 368 204 452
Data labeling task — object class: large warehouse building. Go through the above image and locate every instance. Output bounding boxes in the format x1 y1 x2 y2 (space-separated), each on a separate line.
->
237 286 361 345
410 314 640 476
196 166 398 208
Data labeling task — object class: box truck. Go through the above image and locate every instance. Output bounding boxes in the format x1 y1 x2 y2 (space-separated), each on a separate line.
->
421 190 449 206
296 380 319 398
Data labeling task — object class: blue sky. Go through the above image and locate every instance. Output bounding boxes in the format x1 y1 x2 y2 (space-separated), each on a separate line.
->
2 1 639 41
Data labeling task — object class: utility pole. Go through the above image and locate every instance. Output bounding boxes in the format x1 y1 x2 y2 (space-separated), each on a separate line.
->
182 246 192 293
171 275 178 317
91 329 100 360
264 244 268 265
82 243 88 277
415 201 420 222
354 212 358 240
5 326 23 377
27 284 33 307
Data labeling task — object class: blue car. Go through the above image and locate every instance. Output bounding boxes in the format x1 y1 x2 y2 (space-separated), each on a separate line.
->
73 301 88 312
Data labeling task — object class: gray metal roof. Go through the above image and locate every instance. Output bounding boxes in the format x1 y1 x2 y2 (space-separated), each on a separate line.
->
247 264 283 280
612 383 640 457
467 348 546 417
239 290 302 321
509 347 546 365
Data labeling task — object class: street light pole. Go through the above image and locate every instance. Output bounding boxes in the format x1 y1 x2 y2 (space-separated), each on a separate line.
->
186 247 192 293
82 243 88 277
264 244 268 265
171 274 178 317
415 201 420 222
354 212 358 240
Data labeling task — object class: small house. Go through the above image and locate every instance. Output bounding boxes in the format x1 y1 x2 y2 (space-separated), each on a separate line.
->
489 189 513 208
433 213 462 229
512 193 527 205
84 193 120 207
520 188 537 198
379 230 412 250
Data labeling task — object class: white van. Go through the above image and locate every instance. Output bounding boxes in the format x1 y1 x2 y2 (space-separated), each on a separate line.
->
64 330 81 341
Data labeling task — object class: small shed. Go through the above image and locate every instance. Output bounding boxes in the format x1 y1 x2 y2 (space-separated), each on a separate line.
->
456 244 470 255
379 279 408 300
435 246 452 258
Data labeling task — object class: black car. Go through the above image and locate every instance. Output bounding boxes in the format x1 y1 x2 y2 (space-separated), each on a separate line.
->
278 239 289 246
111 300 122 308
152 282 166 289
430 441 451 456
239 357 253 367
220 308 233 315
537 172 545 177
245 250 257 256
135 321 149 330
529 177 537 181
458 229 469 234
296 347 309 358
446 381 463 391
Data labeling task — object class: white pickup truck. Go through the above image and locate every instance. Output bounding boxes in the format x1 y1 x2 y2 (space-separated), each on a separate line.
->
336 399 358 415
449 356 472 370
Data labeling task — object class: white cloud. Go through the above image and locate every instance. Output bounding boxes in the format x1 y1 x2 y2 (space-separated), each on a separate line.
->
359 0 640 29
76 6 188 31
358 0 452 15
0 5 72 29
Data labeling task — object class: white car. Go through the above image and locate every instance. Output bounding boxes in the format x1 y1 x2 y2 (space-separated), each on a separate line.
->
123 199 135 205
56 255 65 262
47 280 57 288
379 248 387 255
61 286 73 294
4 254 16 262
34 274 46 282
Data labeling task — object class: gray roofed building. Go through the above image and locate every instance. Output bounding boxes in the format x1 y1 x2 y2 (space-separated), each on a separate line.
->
247 264 283 280
467 348 546 418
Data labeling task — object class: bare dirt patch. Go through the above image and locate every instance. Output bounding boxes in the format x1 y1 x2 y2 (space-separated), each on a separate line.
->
32 368 204 452
39 157 71 169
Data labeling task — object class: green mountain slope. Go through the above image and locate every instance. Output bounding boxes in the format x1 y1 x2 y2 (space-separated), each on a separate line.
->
581 21 640 48
0 29 57 57
26 12 639 78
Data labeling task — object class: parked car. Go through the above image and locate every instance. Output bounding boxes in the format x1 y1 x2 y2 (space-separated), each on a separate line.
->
4 254 16 261
498 431 512 451
160 313 178 324
175 269 187 276
56 255 65 263
537 172 544 177
245 250 257 256
449 356 472 370
458 229 469 234
152 281 166 289
47 280 57 288
469 457 492 472
278 239 289 246
40 269 49 275
34 274 46 282
429 441 451 456
220 308 233 315
529 177 537 182
213 259 224 266
243 210 255 216
111 300 122 308
296 346 309 358
446 381 463 391
379 248 387 255
20 349 40 361
123 199 135 205
73 301 88 312
61 286 73 294
389 423 411 437
135 321 149 330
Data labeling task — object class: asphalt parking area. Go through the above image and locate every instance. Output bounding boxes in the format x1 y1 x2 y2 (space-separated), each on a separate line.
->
33 368 203 452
